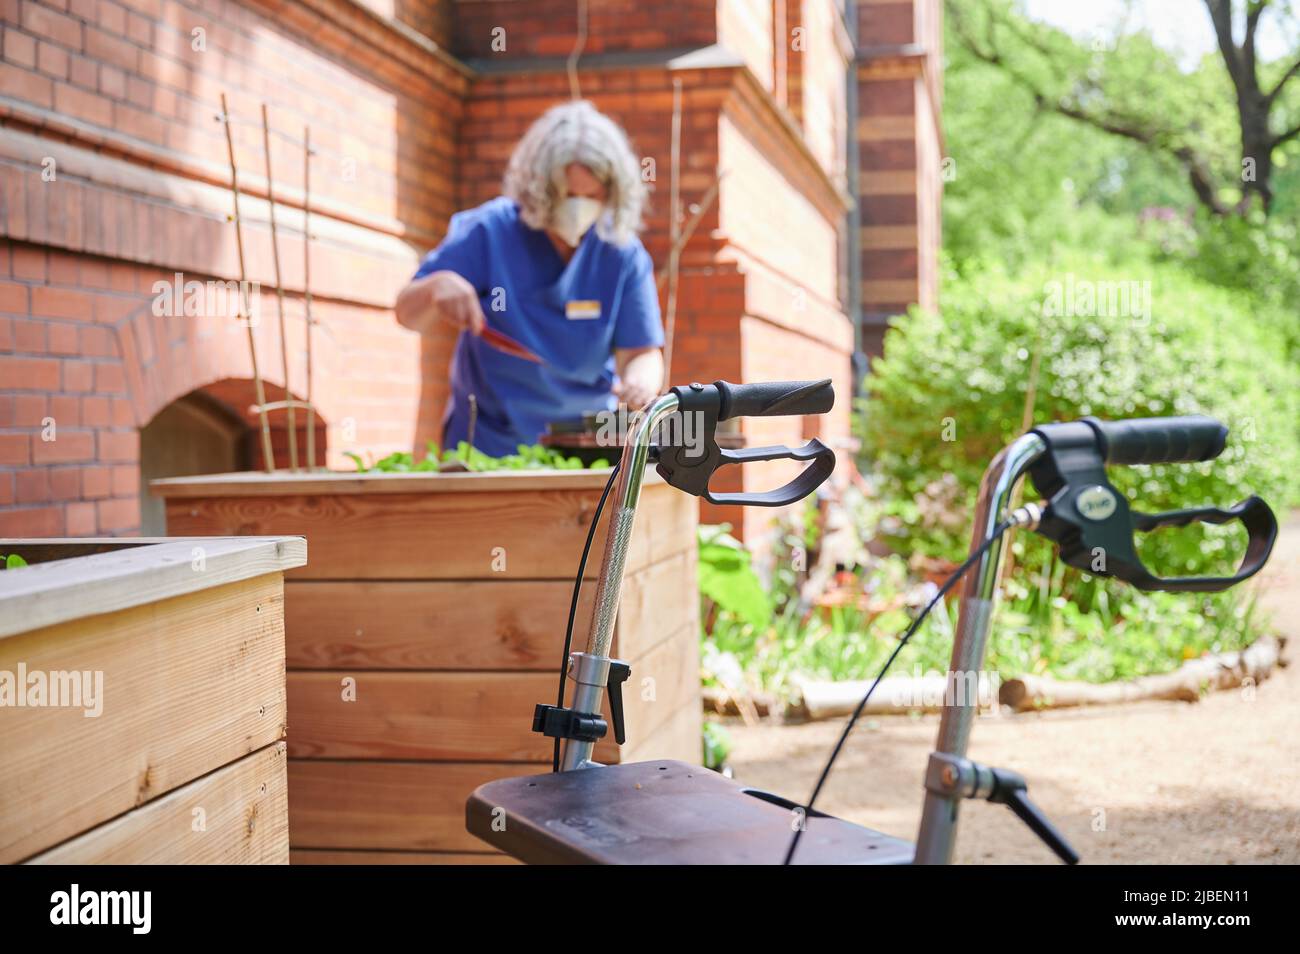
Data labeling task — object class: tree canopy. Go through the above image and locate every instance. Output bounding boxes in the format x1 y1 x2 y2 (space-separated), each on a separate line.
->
946 0 1300 218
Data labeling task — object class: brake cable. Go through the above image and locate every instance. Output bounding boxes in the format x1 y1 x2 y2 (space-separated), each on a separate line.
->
551 461 622 772
783 516 1016 864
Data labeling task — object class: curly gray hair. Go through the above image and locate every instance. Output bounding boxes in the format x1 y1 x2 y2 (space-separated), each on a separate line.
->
503 100 647 246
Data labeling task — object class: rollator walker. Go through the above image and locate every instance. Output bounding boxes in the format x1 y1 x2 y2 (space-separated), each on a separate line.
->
466 379 1276 864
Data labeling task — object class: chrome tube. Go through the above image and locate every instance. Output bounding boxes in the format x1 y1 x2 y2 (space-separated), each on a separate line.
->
561 392 680 770
585 392 680 658
913 433 1046 863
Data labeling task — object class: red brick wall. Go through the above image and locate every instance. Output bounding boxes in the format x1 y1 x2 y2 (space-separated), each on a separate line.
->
1 0 464 536
356 0 454 50
856 0 942 352
789 0 850 186
450 0 718 60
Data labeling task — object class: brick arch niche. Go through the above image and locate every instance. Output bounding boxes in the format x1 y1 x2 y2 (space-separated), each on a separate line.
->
138 379 327 535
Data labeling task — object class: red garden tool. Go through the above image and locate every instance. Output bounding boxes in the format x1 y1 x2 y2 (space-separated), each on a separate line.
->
479 325 544 364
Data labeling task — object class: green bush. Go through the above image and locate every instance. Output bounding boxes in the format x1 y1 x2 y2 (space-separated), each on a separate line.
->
1175 212 1300 364
859 251 1300 571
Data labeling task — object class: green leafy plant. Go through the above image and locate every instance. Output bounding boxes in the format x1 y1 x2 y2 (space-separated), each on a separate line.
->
697 524 771 631
346 441 608 473
1 553 28 569
700 484 1277 697
701 720 732 771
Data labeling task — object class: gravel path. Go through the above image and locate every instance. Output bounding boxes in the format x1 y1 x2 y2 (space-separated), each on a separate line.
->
725 517 1300 863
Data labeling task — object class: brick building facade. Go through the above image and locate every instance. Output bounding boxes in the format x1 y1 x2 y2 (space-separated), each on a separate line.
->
1 0 941 538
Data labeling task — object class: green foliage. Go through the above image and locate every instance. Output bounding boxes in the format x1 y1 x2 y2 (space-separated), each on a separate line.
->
990 566 1263 683
942 0 1300 324
860 252 1300 568
701 721 732 771
945 0 1300 223
1 553 28 570
703 560 943 696
942 22 1188 275
699 503 1270 693
346 441 607 473
697 525 772 631
1172 211 1300 362
851 250 1293 687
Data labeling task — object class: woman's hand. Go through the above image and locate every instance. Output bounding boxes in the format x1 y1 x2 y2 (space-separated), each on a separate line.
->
613 347 664 411
396 270 485 335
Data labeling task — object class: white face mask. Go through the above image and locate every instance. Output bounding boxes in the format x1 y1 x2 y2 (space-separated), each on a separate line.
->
551 196 603 247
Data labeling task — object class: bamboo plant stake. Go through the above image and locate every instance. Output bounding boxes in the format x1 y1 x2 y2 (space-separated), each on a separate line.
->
302 125 317 471
219 93 276 473
654 170 722 295
261 103 299 471
997 321 1045 588
661 79 683 385
567 0 587 99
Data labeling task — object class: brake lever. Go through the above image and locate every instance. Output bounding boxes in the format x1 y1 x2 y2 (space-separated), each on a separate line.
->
1027 433 1278 593
1131 498 1266 533
657 439 835 508
1122 496 1278 591
706 441 836 507
652 382 837 507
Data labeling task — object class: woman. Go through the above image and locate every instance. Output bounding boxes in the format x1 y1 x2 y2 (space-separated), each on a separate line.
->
396 100 665 457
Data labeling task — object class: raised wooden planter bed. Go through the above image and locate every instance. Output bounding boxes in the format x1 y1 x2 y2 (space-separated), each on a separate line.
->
0 536 304 864
152 469 701 865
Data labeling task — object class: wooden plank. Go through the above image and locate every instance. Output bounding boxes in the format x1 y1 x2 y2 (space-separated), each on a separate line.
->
0 538 285 564
284 625 698 763
615 624 702 746
287 760 543 852
291 848 519 865
287 708 704 857
0 537 306 639
0 539 154 564
282 549 696 670
622 694 704 765
164 481 690 581
0 574 288 863
27 743 289 865
286 671 557 762
153 467 658 498
284 579 596 670
608 547 699 663
634 486 698 580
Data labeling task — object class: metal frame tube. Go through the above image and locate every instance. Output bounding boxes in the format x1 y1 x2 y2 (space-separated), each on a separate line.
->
561 393 681 770
913 433 1046 863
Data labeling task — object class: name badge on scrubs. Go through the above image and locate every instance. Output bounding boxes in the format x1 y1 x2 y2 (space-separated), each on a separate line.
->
565 299 602 320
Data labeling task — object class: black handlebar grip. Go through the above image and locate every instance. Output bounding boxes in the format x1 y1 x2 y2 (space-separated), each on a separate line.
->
1085 415 1228 466
714 379 835 421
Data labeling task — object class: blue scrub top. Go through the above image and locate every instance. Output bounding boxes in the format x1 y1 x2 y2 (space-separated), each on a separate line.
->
412 197 664 457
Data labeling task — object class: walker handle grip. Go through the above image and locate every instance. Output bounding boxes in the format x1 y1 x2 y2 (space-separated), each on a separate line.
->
710 379 835 421
1084 415 1228 466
